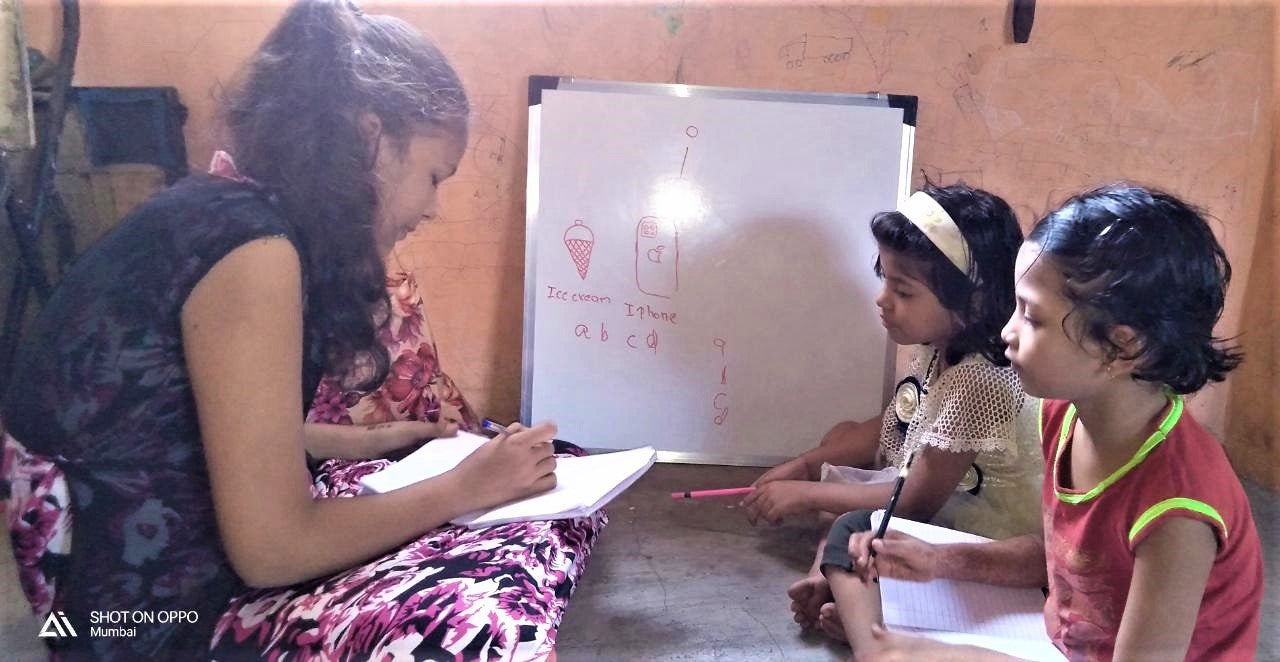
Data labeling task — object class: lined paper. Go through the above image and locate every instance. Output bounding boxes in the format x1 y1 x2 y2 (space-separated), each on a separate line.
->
870 511 1066 661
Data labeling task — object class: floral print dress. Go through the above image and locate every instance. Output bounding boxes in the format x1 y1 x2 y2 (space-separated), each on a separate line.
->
3 172 605 660
209 273 606 661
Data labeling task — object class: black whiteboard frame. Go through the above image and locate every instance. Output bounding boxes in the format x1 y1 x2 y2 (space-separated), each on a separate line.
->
523 76 915 466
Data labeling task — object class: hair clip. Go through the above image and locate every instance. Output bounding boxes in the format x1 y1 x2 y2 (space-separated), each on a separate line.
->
1098 219 1138 243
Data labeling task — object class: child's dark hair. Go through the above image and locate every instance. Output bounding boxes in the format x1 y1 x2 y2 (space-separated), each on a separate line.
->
1028 185 1241 394
872 184 1023 367
222 0 468 391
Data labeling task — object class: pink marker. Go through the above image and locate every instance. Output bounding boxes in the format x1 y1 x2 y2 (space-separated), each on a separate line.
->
671 486 755 499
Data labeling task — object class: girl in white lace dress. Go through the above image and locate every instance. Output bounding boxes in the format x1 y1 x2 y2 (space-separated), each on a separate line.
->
742 184 1042 640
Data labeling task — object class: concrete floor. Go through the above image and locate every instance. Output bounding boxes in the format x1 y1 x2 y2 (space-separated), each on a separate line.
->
1 464 1275 660
0 521 44 661
556 463 843 661
556 463 1280 661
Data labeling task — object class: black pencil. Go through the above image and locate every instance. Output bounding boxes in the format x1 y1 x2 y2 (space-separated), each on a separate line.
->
872 449 919 555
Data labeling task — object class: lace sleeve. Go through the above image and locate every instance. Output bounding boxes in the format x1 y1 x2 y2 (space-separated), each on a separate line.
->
906 359 1025 454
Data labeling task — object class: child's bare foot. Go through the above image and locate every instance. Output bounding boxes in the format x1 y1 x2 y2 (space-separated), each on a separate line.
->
787 572 830 629
818 601 848 642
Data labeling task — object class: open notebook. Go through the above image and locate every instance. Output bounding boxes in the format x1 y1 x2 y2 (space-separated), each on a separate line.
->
359 432 656 528
870 511 1067 662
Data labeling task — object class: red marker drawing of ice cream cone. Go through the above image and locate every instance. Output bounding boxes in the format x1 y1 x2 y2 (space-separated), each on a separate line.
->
564 220 595 280
636 216 679 298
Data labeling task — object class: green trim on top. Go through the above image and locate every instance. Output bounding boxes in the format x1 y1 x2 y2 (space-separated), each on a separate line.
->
1128 497 1227 544
1037 398 1045 448
1054 395 1184 504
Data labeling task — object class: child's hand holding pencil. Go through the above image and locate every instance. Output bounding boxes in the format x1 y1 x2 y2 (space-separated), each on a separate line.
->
847 529 938 584
741 481 821 525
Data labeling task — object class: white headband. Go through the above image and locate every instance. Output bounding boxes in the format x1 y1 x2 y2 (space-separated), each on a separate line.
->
897 191 972 278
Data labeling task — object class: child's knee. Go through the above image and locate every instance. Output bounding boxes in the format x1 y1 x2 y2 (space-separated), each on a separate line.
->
820 510 876 573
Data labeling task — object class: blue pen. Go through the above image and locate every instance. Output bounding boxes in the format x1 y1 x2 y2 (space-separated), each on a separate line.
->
482 420 560 450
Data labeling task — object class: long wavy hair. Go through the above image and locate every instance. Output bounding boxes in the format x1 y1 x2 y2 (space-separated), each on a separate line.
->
221 0 469 391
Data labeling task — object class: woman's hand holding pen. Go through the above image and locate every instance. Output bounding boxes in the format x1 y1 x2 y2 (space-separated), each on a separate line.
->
449 421 558 509
848 529 939 584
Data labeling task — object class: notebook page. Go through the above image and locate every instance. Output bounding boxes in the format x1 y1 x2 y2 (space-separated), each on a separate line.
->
358 432 489 494
453 447 656 527
870 511 1051 641
895 627 1067 662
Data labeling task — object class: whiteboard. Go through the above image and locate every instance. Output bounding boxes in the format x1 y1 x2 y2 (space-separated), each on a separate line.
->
523 79 914 465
